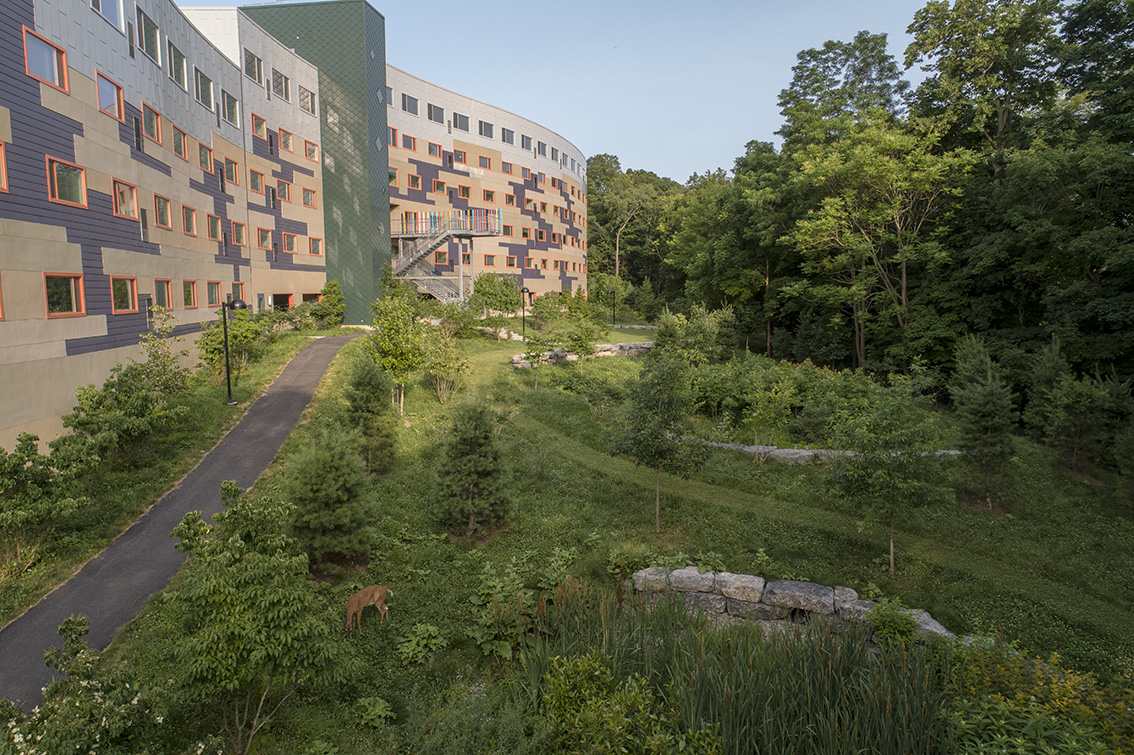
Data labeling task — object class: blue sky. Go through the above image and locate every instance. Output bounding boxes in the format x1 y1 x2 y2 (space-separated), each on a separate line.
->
196 0 933 182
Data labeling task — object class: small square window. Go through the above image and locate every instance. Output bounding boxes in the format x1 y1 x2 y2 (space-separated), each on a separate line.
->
232 282 245 300
244 49 263 85
541 258 548 268
154 195 171 228
483 189 495 202
45 274 84 317
540 201 548 213
506 256 516 268
484 254 496 266
207 281 221 307
257 228 271 250
524 256 534 268
232 221 246 246
172 127 187 159
304 140 318 161
454 150 466 164
402 93 418 114
522 135 532 151
207 214 221 241
453 113 469 131
182 206 197 236
279 128 293 152
505 195 516 206
250 170 264 194
458 185 470 199
97 72 123 120
501 128 514 145
271 69 290 101
408 175 421 190
525 198 534 210
302 188 317 208
432 179 446 194
112 179 137 219
479 155 491 169
142 103 161 144
462 252 471 265
277 180 291 202
402 134 416 151
309 238 322 256
434 250 448 265
502 161 513 175
154 279 171 309
537 230 546 242
224 158 239 185
299 86 316 115
24 27 68 92
283 233 297 253
522 228 531 240
46 156 86 208
503 224 513 236
388 167 398 187
428 103 444 123
183 280 197 308
428 142 442 158
522 167 531 179
198 144 212 172
478 120 493 138
252 114 267 140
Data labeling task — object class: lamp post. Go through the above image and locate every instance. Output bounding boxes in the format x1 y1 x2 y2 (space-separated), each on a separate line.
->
607 289 616 326
222 294 247 405
520 286 530 334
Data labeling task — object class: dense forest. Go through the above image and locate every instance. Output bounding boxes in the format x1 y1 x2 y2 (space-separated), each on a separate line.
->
586 0 1133 387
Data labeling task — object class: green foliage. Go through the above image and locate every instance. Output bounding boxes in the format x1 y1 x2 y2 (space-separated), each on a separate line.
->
654 305 736 366
468 559 533 661
170 481 338 755
316 279 346 325
868 597 918 650
342 356 398 474
370 275 428 413
196 308 274 385
435 403 510 536
0 433 84 538
397 623 448 664
951 336 1018 504
135 306 191 395
355 697 396 727
521 330 562 390
472 273 523 315
530 291 565 332
558 315 606 370
424 331 469 405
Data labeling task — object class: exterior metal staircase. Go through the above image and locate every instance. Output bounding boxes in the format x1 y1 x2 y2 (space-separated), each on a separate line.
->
391 211 502 277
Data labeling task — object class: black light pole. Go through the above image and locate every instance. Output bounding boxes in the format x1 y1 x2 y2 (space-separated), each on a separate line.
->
607 289 615 326
520 286 530 334
222 294 247 405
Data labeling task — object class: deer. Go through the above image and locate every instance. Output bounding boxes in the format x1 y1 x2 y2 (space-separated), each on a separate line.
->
344 584 393 638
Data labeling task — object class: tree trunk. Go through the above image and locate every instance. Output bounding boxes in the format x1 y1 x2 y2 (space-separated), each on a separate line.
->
889 520 895 577
655 468 661 533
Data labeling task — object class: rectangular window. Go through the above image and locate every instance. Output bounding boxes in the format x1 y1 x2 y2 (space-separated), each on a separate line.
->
252 114 267 139
552 233 559 245
195 68 213 110
427 103 443 123
113 179 137 219
501 128 514 145
402 134 416 151
522 167 531 179
453 112 469 131
538 172 546 184
454 150 466 164
154 279 171 309
479 155 491 169
401 93 418 114
45 274 84 317
462 253 471 265
271 69 289 101
525 198 534 210
524 256 534 268
142 103 161 143
521 135 532 151
277 180 291 202
183 280 196 308
231 282 245 300
386 85 392 105
46 156 86 208
538 230 546 242
232 221 245 246
506 256 516 268
182 206 197 236
483 189 495 202
207 214 221 241
137 9 160 64
154 195 171 228
432 179 446 194
302 188 317 208
388 167 398 186
502 161 513 175
172 126 187 159
207 281 220 307
458 185 470 199
478 120 493 138
538 141 547 157
484 254 496 266
305 140 318 161
243 48 262 84
505 194 516 206
309 238 322 256
502 224 513 236
551 178 558 189
224 158 238 185
93 0 122 29
279 128 293 152
111 276 137 313
551 147 559 162
522 227 531 239
408 175 421 190
434 251 448 265
198 143 212 171
541 258 548 269
299 86 316 115
388 126 397 147
249 170 264 193
257 228 271 250
428 142 442 158
540 201 548 213
222 90 239 126
97 72 123 120
168 42 186 89
283 233 297 253
24 27 68 92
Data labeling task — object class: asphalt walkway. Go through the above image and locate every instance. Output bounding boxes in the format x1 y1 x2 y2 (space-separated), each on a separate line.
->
0 334 356 709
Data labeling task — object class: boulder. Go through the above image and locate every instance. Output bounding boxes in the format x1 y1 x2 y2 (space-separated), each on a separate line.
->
833 586 858 607
762 580 836 615
669 566 715 592
726 599 789 620
684 592 726 613
714 572 765 603
767 448 821 464
904 609 956 640
632 567 671 593
836 599 878 622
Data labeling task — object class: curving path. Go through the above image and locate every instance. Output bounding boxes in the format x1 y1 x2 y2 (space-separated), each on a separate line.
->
0 335 356 709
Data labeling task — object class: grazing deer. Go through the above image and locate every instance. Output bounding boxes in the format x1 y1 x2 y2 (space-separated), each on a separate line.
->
344 585 392 637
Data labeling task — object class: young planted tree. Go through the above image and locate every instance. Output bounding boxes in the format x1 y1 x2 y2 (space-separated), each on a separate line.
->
522 330 561 390
436 403 510 536
611 354 705 533
370 274 427 414
425 331 469 405
342 357 398 474
950 335 1018 507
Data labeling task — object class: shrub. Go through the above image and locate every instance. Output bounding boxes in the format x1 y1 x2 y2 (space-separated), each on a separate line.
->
196 308 273 385
342 357 398 474
868 597 918 650
355 697 396 727
424 332 469 405
397 623 448 664
468 560 533 661
435 403 510 536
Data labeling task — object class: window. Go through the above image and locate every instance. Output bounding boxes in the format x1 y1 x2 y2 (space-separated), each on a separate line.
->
304 140 318 161
552 233 559 245
279 128 293 152
505 194 516 207
309 238 322 256
194 68 213 110
551 147 559 162
207 281 220 307
45 274 84 317
524 256 534 267
136 8 160 64
385 85 392 105
24 28 68 92
540 258 548 269
401 134 416 151
538 172 546 184
96 72 123 120
401 93 417 114
299 86 316 115
232 282 245 300
232 221 245 246
408 175 421 190
478 120 493 138
154 195 171 228
537 230 546 241
522 167 531 179
521 135 532 151
112 179 137 219
154 279 171 309
92 0 122 29
277 180 291 202
387 126 397 146
252 114 267 139
207 214 221 241
538 141 547 157
484 254 496 266
525 198 534 210
257 228 271 250
483 189 495 202
434 251 448 265
432 179 446 194
506 256 516 268
224 158 238 185
168 42 186 89
283 233 297 253
550 178 558 189
458 185 470 199
502 224 513 236
271 69 289 101
461 252 471 265
453 112 469 131
249 170 264 193
428 142 442 158
111 277 137 313
183 280 197 308
540 201 548 213
244 49 262 84
521 227 531 239
302 188 317 208
388 167 398 186
142 103 161 143
46 156 86 208
502 161 513 175
479 155 491 169
222 90 239 126
501 127 514 145
427 103 443 123
182 206 196 235
198 143 212 171
453 150 466 164
172 126 187 159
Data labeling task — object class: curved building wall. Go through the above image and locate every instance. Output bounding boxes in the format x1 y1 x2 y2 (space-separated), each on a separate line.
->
385 65 588 298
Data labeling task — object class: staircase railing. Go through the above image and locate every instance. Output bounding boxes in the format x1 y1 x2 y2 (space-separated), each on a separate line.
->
391 210 503 276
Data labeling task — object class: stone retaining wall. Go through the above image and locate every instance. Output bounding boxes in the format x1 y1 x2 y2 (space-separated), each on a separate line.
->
512 342 655 367
631 566 955 641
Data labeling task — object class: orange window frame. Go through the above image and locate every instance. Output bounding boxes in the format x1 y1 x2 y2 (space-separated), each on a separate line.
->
304 140 318 161
206 214 222 241
224 158 239 185
432 179 446 194
183 280 197 308
172 126 188 160
45 155 87 209
231 221 246 247
478 155 491 170
276 179 291 202
282 232 297 253
96 71 124 121
302 188 317 208
182 206 197 236
153 278 172 309
278 128 293 152
408 175 421 190
428 142 442 158
0 142 7 193
110 276 138 314
251 113 267 140
309 237 323 256
44 273 85 318
389 167 398 187
154 195 172 229
23 26 68 93
112 179 138 220
142 102 162 144
256 228 272 250
483 189 495 203
453 150 466 164
501 161 513 174
249 170 265 194
206 281 221 308
401 134 416 151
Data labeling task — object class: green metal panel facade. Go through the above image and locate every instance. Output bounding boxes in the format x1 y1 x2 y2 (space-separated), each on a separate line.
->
243 0 390 324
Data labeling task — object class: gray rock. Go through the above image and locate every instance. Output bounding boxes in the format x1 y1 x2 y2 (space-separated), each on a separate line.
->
834 586 858 605
669 566 715 592
767 448 822 464
836 599 878 622
904 609 956 640
726 599 790 620
762 580 836 615
715 572 765 603
632 567 670 593
684 592 726 613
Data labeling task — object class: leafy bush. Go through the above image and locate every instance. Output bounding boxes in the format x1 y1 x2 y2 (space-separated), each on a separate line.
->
135 306 191 395
654 304 736 366
868 597 918 649
468 560 533 661
196 308 274 385
397 623 448 664
355 697 396 727
424 331 469 405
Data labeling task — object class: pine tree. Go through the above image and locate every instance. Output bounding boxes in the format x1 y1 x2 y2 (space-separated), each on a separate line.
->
951 336 1018 507
436 403 510 536
343 357 398 474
